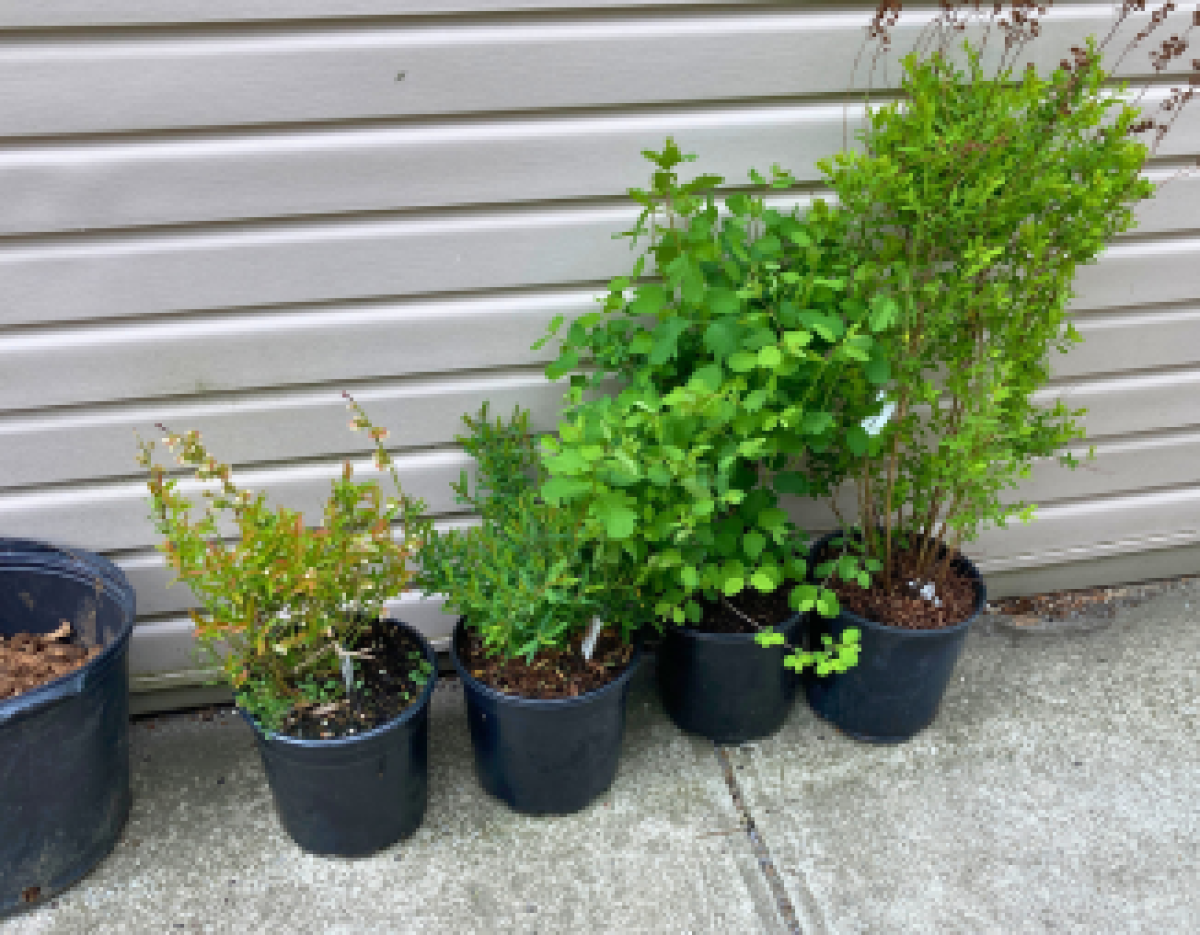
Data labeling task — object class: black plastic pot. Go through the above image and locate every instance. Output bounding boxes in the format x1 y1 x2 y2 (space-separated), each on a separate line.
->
450 619 641 815
244 618 437 857
657 610 804 745
1 539 135 918
803 531 986 744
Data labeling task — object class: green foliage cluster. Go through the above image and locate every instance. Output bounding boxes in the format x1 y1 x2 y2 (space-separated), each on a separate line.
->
537 141 884 671
137 394 430 732
798 2 1182 589
416 405 642 662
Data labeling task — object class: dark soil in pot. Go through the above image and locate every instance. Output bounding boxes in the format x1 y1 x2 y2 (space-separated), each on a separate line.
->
275 620 434 740
1 626 101 700
451 619 641 815
804 531 986 744
1 539 135 919
245 618 436 858
824 534 977 630
456 625 634 698
657 586 803 745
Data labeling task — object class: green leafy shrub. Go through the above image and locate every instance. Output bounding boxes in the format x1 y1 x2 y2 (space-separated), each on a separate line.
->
800 1 1198 594
536 141 882 672
416 404 642 663
137 394 430 731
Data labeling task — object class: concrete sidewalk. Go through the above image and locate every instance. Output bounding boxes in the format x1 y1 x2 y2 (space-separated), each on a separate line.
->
7 581 1199 934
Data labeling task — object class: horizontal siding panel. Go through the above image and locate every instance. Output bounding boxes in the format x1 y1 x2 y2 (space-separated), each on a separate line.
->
5 92 1196 237
4 208 1200 328
0 372 567 488
978 533 1200 582
792 486 1200 569
1054 367 1200 437
0 1 774 30
1073 238 1200 311
0 450 476 553
0 7 1133 137
0 104 862 235
970 487 1200 568
1055 306 1200 377
0 202 640 325
1020 430 1200 503
0 288 582 408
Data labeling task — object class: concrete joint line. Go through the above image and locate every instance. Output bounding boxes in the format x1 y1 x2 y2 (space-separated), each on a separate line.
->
715 745 819 935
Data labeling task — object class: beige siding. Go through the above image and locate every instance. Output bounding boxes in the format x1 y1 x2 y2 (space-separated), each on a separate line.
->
2 2 1198 707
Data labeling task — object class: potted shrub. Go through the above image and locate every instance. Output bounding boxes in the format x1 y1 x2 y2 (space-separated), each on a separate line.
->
1 539 136 918
795 0 1200 742
417 404 644 815
536 142 887 743
137 393 438 855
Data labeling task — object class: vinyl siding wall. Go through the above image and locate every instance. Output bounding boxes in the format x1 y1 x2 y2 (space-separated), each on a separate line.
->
2 2 1198 711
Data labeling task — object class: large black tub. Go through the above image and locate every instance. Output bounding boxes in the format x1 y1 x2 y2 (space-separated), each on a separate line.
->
1 539 135 918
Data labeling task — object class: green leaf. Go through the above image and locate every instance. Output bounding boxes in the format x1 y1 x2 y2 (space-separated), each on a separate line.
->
743 531 767 560
722 576 745 596
703 321 739 359
758 346 783 369
846 425 870 457
649 318 691 366
756 631 786 648
600 503 638 539
691 364 724 393
868 295 899 331
545 350 579 381
816 592 840 618
773 472 810 496
750 570 774 592
865 354 891 385
783 330 812 354
728 351 758 373
629 286 668 318
756 507 788 532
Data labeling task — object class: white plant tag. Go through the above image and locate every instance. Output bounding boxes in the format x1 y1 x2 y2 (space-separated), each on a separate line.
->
581 616 604 661
860 395 897 436
339 649 357 697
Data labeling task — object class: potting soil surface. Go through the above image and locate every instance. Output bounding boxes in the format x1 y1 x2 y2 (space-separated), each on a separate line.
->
459 627 633 698
0 625 99 699
279 621 431 740
693 586 798 634
824 537 977 629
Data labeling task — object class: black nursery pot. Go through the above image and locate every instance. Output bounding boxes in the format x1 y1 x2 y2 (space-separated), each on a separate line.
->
804 531 986 744
657 610 804 745
244 619 437 858
450 619 641 816
1 539 135 918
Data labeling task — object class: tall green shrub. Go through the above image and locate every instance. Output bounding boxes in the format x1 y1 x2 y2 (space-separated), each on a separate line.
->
537 143 889 668
803 0 1197 589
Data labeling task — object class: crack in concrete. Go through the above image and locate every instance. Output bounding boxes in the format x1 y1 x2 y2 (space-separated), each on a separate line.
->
714 745 809 935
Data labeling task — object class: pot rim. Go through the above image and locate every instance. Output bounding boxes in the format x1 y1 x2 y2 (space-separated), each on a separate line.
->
811 529 987 637
0 538 136 719
243 617 438 748
450 617 642 710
